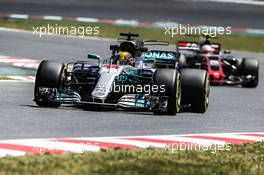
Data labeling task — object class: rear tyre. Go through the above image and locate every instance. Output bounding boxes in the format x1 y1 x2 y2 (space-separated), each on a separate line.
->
180 69 210 113
34 60 64 107
241 58 259 88
153 69 181 115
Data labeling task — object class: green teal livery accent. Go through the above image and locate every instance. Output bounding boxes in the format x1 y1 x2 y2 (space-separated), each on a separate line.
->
143 50 177 63
135 95 145 108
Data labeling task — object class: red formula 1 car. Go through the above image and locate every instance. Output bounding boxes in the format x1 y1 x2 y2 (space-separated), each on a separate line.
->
177 41 259 87
202 54 225 85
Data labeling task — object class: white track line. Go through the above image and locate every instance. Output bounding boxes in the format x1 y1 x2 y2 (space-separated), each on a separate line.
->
65 137 166 148
76 17 99 23
0 55 38 82
0 149 26 157
151 136 226 146
9 14 29 19
43 16 63 21
0 139 100 153
196 133 264 142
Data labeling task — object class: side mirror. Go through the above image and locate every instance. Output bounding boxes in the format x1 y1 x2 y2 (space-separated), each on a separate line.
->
88 54 100 59
87 54 102 65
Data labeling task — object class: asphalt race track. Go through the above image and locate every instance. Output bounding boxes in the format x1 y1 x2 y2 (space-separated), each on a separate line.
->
0 0 264 29
0 29 263 139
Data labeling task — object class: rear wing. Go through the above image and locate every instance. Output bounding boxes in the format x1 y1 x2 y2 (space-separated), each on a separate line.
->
118 32 139 41
143 40 169 46
177 41 200 52
177 41 221 54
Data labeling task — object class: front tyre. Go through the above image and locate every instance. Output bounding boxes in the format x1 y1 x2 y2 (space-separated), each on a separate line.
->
34 60 64 107
241 58 259 88
153 69 181 115
180 69 210 113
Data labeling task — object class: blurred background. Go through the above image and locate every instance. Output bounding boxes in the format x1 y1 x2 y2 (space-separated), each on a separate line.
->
0 0 263 29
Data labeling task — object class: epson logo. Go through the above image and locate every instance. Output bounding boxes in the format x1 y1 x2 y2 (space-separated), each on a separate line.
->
144 52 174 59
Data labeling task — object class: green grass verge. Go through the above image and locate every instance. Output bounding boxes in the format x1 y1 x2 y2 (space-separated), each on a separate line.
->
0 142 263 175
0 76 14 80
0 19 264 53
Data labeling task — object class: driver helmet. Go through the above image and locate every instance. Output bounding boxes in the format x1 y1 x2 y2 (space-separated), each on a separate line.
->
117 51 133 65
201 44 214 54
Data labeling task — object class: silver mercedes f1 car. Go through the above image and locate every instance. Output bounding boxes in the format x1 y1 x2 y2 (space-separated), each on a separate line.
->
34 33 210 115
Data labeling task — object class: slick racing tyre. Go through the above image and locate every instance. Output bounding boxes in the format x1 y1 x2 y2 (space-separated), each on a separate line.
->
153 69 181 115
241 58 259 88
34 60 64 107
180 69 210 113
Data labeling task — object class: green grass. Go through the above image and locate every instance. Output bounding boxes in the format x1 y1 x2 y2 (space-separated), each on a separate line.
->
0 19 264 52
0 76 14 80
0 142 263 175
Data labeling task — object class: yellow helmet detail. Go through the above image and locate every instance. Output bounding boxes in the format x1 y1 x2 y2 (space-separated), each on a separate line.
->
117 51 133 65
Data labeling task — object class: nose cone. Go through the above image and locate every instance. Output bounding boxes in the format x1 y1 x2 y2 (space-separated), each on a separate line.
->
213 72 220 79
